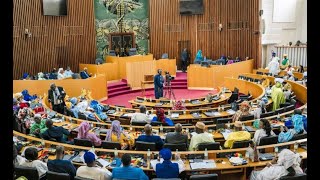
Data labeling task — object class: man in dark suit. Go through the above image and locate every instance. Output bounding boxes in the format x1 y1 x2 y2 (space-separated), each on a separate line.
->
48 83 66 114
165 123 188 147
80 67 92 79
181 48 188 72
154 69 164 99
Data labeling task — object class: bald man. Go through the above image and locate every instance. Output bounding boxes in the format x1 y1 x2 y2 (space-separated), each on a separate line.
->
136 124 164 150
165 123 188 146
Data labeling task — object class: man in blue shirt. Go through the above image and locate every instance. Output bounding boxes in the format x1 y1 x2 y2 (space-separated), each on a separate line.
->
47 146 76 179
136 124 164 150
112 154 148 180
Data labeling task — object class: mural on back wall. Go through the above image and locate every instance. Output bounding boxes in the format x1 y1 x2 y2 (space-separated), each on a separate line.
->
94 0 149 60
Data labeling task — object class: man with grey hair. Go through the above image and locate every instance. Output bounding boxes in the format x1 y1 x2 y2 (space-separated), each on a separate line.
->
48 83 66 114
165 123 188 147
136 124 164 150
47 145 76 179
130 105 151 124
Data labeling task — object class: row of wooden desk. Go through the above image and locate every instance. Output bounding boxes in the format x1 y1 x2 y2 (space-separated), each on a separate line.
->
14 130 307 180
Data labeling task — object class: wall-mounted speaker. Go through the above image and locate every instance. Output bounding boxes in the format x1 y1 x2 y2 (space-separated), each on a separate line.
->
259 10 263 16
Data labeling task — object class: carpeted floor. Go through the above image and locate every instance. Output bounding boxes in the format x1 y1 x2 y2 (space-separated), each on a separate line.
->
102 88 218 108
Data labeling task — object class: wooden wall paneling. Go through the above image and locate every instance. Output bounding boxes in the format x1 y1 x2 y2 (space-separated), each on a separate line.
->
13 0 96 79
149 0 261 66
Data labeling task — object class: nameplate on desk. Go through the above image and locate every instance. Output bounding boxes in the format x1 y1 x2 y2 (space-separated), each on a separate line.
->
155 103 163 106
190 160 216 169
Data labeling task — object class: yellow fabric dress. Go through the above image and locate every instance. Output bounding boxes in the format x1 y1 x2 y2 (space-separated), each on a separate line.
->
109 132 135 149
224 131 251 148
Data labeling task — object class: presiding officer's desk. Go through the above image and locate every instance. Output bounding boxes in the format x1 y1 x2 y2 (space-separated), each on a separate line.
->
14 130 307 180
253 68 304 80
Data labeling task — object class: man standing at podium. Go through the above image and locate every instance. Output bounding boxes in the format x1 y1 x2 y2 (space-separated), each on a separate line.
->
154 69 164 99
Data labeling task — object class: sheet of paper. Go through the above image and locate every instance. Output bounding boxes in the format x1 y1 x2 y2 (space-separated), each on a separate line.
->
171 113 179 118
226 109 236 115
97 158 110 168
213 112 221 116
221 131 231 140
190 160 216 169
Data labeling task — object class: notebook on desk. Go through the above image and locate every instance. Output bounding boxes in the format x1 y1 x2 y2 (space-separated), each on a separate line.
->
259 153 275 161
245 126 256 132
190 160 216 170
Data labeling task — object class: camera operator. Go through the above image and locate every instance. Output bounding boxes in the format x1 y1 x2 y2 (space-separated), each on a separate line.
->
154 69 164 99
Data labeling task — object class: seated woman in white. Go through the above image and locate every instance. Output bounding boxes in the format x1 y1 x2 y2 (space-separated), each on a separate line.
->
250 148 303 180
252 119 275 145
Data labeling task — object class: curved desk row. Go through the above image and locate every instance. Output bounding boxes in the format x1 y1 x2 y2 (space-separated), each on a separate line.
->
253 68 304 80
13 75 107 100
239 73 307 104
13 130 307 180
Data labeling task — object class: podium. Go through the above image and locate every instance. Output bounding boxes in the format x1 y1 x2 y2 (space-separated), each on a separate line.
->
141 75 154 96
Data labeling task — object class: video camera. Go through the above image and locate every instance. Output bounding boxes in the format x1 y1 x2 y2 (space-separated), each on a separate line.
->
165 71 174 82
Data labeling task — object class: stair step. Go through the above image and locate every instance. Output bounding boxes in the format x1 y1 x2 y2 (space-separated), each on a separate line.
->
170 82 187 85
108 89 133 97
108 83 128 89
108 86 131 94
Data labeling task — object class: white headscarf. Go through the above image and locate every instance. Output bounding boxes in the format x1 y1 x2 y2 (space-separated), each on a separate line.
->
277 149 301 169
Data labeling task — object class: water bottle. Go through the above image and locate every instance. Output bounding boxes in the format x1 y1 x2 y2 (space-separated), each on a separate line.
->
245 149 250 161
147 149 151 161
294 142 299 153
41 138 45 148
114 148 118 158
149 97 152 102
186 128 189 134
91 146 95 153
183 109 186 115
227 121 231 129
168 110 171 115
204 148 208 160
275 146 279 155
277 113 280 120
160 124 163 134
144 96 146 101
242 123 245 131
221 105 225 111
130 124 133 132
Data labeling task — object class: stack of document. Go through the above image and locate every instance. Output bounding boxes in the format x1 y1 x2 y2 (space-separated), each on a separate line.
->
171 113 179 118
190 160 216 170
226 109 236 115
97 158 111 168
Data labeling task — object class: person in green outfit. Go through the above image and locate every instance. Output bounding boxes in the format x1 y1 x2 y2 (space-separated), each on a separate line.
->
271 78 286 111
280 54 290 70
29 114 47 137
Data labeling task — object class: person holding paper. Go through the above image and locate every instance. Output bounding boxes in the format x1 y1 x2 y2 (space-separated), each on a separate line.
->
151 148 185 178
112 154 148 180
47 146 76 179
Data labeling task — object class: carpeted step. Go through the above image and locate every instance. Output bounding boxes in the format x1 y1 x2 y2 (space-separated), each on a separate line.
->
108 82 128 89
170 85 188 89
108 86 131 94
108 89 133 98
170 81 187 86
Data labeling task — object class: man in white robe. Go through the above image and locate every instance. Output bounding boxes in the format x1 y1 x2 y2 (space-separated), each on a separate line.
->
266 52 280 76
250 148 303 180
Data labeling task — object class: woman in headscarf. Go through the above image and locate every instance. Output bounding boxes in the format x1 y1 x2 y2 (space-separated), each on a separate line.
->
194 50 203 64
232 101 251 122
21 89 37 101
77 121 102 146
152 108 174 126
172 100 186 110
89 100 108 121
37 72 46 80
105 120 134 149
57 68 66 80
271 79 286 111
250 148 303 180
16 107 33 134
252 119 275 145
280 54 290 70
